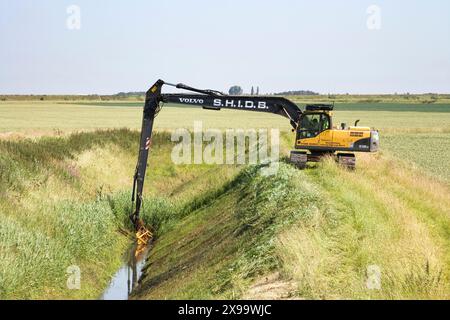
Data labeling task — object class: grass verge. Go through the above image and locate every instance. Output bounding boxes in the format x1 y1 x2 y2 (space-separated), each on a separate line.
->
134 153 450 299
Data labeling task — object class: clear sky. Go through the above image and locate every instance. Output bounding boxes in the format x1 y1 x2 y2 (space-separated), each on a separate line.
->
0 0 449 94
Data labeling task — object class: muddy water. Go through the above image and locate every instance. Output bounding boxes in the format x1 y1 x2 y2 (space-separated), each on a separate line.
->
100 243 151 300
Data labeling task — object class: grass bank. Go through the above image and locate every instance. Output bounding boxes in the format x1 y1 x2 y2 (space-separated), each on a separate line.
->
0 130 137 298
134 154 450 299
278 155 449 299
0 129 242 299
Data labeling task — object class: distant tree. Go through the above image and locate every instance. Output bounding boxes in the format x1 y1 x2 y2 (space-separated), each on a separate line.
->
113 91 146 98
256 86 260 95
251 86 254 95
275 89 319 96
228 86 243 95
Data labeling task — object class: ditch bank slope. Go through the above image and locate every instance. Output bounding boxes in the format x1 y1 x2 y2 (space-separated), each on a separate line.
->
0 129 141 299
134 156 450 299
0 130 241 299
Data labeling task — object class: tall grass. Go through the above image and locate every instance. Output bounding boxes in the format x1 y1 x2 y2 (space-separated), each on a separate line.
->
0 199 128 299
276 155 449 299
0 130 177 299
134 152 449 300
0 130 134 298
0 129 244 299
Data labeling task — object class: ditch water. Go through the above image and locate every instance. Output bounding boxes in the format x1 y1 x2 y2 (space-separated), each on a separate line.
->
100 243 151 300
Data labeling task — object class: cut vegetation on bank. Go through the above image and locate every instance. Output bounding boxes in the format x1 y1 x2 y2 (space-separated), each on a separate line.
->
133 155 449 299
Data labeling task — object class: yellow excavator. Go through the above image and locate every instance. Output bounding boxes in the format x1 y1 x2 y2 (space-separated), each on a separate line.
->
131 80 380 244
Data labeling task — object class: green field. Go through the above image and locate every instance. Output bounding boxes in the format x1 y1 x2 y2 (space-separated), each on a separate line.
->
1 101 450 135
0 99 449 299
2 100 449 183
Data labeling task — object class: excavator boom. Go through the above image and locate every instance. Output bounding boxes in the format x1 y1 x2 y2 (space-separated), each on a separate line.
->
161 94 301 128
130 79 302 231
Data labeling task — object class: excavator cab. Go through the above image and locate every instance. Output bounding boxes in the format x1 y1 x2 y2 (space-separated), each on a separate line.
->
297 111 331 139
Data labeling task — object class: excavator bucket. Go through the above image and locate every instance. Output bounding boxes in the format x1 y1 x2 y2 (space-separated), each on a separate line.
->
135 228 151 257
134 218 152 257
136 225 152 246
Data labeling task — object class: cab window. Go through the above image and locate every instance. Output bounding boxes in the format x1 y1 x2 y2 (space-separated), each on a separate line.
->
298 113 330 139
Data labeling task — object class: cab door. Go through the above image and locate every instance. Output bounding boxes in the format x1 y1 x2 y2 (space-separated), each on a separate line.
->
318 114 333 147
296 113 330 148
296 113 321 146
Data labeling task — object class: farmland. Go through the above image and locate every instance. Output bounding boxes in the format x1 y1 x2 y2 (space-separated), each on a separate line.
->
1 101 450 135
0 98 449 299
1 100 449 183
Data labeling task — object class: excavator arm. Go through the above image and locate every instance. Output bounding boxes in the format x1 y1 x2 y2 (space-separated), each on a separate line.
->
161 89 301 128
130 79 302 238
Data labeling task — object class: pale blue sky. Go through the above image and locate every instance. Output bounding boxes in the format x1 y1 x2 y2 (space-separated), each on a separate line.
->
0 0 449 94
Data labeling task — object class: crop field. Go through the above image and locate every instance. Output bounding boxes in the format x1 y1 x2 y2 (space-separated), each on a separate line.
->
0 99 449 299
383 132 450 184
1 100 449 183
1 101 450 135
